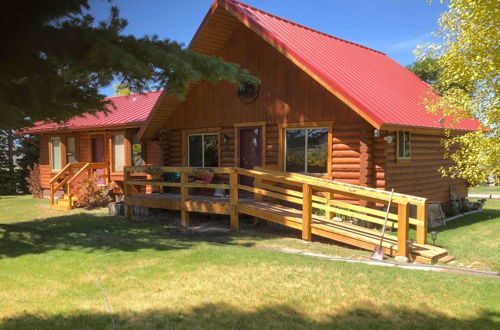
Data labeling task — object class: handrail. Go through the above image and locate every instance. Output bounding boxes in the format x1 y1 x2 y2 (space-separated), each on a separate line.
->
66 163 91 185
49 163 73 184
123 165 429 256
253 166 427 206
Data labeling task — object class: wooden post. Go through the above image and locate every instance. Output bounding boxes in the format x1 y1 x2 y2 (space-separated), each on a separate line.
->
50 182 55 205
124 168 132 220
397 202 410 257
66 183 72 209
254 177 262 201
302 183 312 241
229 169 239 231
180 170 189 226
325 191 334 219
416 203 428 244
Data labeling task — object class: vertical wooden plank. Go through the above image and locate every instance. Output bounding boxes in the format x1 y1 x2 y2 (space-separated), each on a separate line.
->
124 168 132 220
254 177 262 201
50 183 55 205
416 203 428 244
229 169 239 231
180 170 189 226
325 191 334 219
397 202 409 257
302 183 312 241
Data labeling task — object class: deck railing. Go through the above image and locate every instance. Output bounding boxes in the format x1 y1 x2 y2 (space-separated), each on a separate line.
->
49 162 110 208
124 166 428 257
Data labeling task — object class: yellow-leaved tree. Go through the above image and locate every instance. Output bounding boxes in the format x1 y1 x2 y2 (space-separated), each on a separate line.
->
417 0 499 185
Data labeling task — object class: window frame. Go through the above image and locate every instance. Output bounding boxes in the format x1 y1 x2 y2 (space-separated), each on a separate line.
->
65 136 78 164
278 122 333 177
187 132 220 167
131 133 146 166
49 136 62 172
396 131 411 160
110 132 126 173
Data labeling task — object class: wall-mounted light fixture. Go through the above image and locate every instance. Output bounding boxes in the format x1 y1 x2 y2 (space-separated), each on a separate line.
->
374 129 380 137
383 135 393 144
222 134 230 144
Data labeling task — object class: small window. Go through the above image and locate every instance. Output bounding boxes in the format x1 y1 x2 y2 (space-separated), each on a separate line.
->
112 134 125 172
285 128 328 174
66 137 77 163
188 133 218 167
51 137 61 171
397 131 411 159
131 134 145 166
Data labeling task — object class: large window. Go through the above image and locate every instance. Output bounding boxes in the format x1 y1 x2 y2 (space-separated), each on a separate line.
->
51 137 61 171
188 133 218 167
285 128 328 174
131 134 145 166
66 137 77 163
397 131 411 159
112 134 125 172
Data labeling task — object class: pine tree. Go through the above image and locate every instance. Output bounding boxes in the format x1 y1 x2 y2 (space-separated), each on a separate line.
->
0 1 258 130
0 130 20 194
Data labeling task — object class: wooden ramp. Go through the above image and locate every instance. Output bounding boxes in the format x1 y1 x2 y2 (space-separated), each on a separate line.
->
238 200 449 264
123 166 452 264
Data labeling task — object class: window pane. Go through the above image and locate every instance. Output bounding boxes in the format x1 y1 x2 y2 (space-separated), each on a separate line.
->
131 134 144 166
403 132 410 158
203 134 218 167
188 135 203 167
398 131 405 158
307 128 328 173
286 129 306 172
51 138 61 171
113 134 124 172
66 137 77 163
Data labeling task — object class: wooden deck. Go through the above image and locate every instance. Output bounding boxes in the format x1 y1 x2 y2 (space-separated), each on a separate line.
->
123 166 452 264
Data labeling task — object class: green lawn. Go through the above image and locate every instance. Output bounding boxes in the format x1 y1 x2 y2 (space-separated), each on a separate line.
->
0 196 499 329
469 184 500 195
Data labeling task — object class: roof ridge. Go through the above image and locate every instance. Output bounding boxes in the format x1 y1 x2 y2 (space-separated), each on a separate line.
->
228 0 385 55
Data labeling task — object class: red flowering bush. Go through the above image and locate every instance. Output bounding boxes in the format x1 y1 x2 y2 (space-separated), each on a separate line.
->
25 164 42 198
71 172 117 209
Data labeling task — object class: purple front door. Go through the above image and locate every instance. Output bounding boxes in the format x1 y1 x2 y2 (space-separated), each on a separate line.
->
239 127 262 187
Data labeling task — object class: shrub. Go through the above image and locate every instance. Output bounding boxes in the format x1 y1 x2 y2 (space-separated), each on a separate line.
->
71 172 117 209
25 164 42 198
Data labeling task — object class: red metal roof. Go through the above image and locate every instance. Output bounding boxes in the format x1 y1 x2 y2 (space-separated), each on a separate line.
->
24 91 164 133
220 0 479 130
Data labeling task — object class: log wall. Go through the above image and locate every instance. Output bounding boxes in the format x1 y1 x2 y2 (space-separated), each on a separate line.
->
383 131 467 202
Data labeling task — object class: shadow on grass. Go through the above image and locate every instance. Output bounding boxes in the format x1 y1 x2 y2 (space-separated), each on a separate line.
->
0 303 498 330
0 213 265 259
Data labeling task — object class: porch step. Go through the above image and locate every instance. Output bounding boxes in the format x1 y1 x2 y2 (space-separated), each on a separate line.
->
50 203 71 211
437 255 456 264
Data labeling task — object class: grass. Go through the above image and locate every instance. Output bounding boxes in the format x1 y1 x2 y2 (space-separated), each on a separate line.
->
469 184 500 195
0 195 499 329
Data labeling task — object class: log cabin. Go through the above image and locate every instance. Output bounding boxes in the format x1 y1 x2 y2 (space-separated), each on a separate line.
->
136 0 479 204
23 91 164 203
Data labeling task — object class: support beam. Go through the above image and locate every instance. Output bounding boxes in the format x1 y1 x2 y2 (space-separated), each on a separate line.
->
416 203 428 244
230 169 239 231
124 169 132 220
397 202 410 257
302 183 312 241
180 171 189 226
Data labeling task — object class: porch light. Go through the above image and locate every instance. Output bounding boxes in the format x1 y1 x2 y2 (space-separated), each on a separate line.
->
374 129 380 137
431 231 439 245
222 134 230 144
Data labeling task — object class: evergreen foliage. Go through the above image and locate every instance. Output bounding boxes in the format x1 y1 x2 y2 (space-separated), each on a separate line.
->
0 0 258 130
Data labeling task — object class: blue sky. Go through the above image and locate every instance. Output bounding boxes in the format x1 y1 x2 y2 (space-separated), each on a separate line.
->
89 0 447 96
